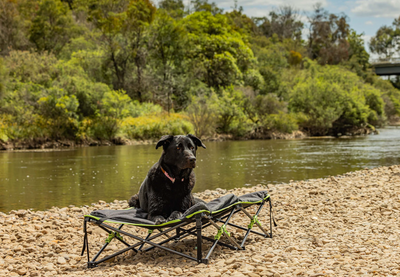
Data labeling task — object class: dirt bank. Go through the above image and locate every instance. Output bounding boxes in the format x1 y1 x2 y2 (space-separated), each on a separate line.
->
0 131 306 151
1 165 400 276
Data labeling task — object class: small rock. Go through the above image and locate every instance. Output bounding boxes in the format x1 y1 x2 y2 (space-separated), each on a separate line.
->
174 267 183 274
225 258 236 265
57 257 66 265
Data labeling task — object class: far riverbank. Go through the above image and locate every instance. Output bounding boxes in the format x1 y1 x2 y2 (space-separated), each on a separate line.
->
1 125 387 151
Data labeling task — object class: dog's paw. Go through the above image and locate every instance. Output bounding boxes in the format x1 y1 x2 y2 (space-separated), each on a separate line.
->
153 216 167 225
167 211 183 221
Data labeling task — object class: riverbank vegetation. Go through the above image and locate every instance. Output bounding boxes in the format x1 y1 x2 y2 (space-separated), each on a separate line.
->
0 0 400 146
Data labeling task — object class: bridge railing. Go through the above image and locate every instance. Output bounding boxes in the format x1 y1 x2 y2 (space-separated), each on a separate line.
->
371 57 400 65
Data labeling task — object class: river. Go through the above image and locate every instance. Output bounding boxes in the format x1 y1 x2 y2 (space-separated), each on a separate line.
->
1 127 400 212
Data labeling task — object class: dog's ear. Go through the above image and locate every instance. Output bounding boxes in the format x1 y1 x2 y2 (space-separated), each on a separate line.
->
156 135 174 150
187 134 206 149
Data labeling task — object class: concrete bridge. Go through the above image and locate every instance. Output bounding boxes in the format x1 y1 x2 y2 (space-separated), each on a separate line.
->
371 58 400 76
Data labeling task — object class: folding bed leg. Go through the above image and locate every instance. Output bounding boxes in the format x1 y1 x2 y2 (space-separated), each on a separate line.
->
196 214 206 263
205 207 243 262
238 201 273 248
87 224 131 268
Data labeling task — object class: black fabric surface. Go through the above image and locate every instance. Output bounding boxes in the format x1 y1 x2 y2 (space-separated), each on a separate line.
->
88 190 268 225
238 191 268 203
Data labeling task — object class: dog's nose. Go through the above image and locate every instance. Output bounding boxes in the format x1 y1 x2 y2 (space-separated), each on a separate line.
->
189 157 196 163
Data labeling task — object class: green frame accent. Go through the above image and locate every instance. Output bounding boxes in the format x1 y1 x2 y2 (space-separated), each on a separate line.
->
105 232 124 243
214 224 230 240
84 195 270 228
248 215 261 229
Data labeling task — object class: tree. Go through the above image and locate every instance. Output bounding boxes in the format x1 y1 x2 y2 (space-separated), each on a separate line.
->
87 0 156 100
29 0 78 56
190 0 222 15
38 88 79 139
0 0 31 56
258 5 303 42
307 4 350 64
148 11 186 111
183 11 254 89
348 30 370 69
370 16 400 59
158 0 185 19
225 3 259 36
0 57 7 98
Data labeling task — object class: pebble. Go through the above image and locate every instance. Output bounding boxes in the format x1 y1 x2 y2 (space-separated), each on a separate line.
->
57 257 67 265
1 165 400 276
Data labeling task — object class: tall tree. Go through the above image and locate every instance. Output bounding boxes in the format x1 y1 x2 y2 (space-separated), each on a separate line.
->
148 11 186 111
29 0 77 55
258 5 303 42
190 0 222 16
307 4 350 65
87 0 156 100
158 0 185 19
183 11 254 89
0 0 31 56
370 16 400 59
225 3 259 36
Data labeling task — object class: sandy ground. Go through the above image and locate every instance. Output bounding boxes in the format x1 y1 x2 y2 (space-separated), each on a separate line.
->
1 165 400 276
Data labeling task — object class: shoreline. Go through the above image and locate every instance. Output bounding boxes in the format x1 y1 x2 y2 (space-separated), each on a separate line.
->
1 165 400 276
0 128 386 151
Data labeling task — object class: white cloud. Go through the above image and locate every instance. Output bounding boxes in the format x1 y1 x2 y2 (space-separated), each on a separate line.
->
351 0 400 18
365 20 373 25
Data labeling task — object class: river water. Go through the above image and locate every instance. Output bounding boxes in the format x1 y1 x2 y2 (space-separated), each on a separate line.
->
1 128 400 212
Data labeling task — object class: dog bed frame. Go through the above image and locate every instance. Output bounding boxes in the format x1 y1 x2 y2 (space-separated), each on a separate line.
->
81 190 276 268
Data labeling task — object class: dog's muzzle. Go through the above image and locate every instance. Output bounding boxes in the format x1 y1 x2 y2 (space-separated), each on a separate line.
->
188 157 196 168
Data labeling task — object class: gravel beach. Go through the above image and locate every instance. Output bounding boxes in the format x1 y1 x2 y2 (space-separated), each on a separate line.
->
1 165 400 277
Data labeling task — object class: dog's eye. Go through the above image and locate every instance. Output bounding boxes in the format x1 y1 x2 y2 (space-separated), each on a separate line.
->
190 146 194 150
177 147 180 150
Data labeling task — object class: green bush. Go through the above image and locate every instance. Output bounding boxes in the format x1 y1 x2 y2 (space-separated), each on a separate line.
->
288 59 385 135
186 93 219 138
261 112 298 133
92 90 131 140
121 113 194 140
38 87 79 139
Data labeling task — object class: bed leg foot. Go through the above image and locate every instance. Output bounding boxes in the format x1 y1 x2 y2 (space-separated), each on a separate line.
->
201 259 209 264
87 262 97 268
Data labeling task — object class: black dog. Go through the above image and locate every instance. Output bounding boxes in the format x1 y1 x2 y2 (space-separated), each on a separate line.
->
128 134 206 224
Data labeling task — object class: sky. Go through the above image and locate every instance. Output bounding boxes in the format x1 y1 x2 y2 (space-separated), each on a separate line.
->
190 0 399 55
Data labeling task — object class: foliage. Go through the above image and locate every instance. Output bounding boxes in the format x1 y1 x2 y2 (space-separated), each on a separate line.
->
29 0 78 55
38 88 79 138
93 90 131 140
370 16 400 58
288 59 384 135
183 11 255 89
186 93 219 138
121 113 194 139
0 0 31 56
258 6 303 42
0 0 399 144
87 0 156 99
307 4 350 65
158 0 185 19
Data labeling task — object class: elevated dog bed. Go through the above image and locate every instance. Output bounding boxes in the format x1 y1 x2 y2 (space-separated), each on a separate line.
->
81 190 276 268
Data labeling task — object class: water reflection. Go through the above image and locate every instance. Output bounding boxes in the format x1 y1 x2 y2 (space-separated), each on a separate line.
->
1 128 400 212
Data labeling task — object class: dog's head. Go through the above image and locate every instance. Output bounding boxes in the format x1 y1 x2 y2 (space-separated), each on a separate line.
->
156 134 206 169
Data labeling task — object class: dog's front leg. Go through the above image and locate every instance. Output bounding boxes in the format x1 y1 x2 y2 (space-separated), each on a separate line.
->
148 197 168 225
149 215 167 225
167 211 183 221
